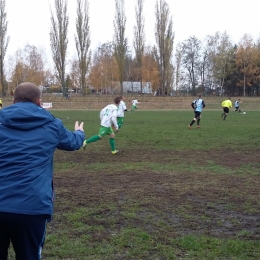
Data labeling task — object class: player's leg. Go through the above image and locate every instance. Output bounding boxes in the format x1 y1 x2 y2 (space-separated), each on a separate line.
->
117 117 124 129
197 113 201 127
188 118 196 127
86 135 101 143
0 212 11 259
188 112 197 129
108 128 120 154
129 105 134 113
223 108 229 120
83 127 108 150
221 108 225 117
6 213 47 260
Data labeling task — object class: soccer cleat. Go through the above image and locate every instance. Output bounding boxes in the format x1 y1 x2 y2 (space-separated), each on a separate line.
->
197 125 200 128
188 125 191 130
112 150 120 155
82 140 87 150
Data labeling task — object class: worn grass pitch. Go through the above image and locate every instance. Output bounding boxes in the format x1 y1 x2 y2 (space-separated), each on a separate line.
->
8 110 260 259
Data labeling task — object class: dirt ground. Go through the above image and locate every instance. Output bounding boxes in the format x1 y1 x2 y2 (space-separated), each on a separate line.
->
52 148 260 241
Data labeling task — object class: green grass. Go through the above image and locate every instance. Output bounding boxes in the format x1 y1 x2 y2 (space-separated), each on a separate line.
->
8 110 260 259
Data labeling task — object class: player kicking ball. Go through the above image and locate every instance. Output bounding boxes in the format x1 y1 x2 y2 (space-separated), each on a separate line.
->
82 97 121 155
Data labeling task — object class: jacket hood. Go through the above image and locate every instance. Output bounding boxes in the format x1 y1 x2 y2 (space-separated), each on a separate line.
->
0 102 55 130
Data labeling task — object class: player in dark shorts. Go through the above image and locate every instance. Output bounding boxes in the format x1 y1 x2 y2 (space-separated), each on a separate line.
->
221 98 232 120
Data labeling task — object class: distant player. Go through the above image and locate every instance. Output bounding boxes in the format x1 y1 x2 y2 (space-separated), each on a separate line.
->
221 97 232 120
0 99 2 109
82 97 121 155
234 99 242 113
117 96 127 129
188 94 206 129
129 99 140 113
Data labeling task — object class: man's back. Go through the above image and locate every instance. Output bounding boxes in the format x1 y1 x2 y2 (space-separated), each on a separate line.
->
0 102 84 216
222 99 232 108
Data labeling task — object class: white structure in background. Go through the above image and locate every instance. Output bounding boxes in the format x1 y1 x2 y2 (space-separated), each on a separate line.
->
42 102 52 109
38 85 47 92
122 82 152 94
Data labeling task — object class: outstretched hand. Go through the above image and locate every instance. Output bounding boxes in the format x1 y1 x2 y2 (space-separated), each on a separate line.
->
74 121 84 132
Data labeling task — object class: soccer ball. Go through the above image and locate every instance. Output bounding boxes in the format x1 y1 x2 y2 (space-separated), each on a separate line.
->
243 112 246 114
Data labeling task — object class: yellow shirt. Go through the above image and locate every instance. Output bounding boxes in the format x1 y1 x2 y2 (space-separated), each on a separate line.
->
222 100 232 108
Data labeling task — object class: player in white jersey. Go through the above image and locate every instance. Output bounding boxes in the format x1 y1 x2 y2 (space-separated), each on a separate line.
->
82 97 121 154
117 96 127 129
129 99 140 113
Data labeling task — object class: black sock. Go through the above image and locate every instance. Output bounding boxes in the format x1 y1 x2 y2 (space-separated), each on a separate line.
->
190 120 195 126
197 119 200 125
223 115 227 120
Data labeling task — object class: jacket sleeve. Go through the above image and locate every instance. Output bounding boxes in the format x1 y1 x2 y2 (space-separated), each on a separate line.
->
56 119 85 151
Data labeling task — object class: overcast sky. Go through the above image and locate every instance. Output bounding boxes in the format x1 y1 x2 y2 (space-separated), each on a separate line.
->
5 0 260 63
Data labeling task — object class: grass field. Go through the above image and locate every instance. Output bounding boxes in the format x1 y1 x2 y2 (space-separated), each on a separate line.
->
9 109 260 259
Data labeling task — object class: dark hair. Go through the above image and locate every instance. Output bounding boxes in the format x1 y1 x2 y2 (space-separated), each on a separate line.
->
14 82 41 104
114 96 121 105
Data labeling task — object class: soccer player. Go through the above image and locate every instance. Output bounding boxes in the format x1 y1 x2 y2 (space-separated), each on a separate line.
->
235 99 242 113
117 95 127 129
0 99 2 109
129 99 140 113
221 97 232 120
82 96 121 155
188 94 206 129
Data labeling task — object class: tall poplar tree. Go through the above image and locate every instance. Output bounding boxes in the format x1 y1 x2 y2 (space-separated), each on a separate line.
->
154 0 174 95
113 0 127 94
0 0 9 96
75 0 91 95
50 0 69 96
133 0 145 93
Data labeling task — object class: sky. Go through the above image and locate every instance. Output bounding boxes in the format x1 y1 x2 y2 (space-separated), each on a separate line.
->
5 0 260 64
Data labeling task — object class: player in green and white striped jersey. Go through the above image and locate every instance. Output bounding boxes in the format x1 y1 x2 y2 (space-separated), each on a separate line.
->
82 97 121 154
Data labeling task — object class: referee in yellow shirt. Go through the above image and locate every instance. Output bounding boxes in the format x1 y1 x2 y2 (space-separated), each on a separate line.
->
221 97 232 120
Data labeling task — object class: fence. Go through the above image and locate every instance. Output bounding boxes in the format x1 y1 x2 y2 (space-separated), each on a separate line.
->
1 95 260 111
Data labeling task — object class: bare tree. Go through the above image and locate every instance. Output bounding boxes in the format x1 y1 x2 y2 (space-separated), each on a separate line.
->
154 0 174 95
174 43 182 95
75 0 91 95
206 31 234 96
133 0 145 94
10 45 47 87
113 0 127 94
50 0 69 96
181 36 201 95
0 0 9 96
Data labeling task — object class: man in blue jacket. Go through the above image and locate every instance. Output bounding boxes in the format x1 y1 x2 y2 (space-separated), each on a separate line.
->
0 82 85 259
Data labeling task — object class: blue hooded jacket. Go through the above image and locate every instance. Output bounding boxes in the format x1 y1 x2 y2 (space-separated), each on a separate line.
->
0 102 85 218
